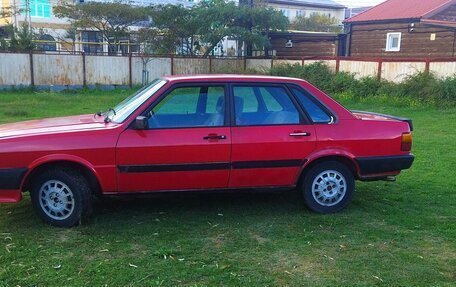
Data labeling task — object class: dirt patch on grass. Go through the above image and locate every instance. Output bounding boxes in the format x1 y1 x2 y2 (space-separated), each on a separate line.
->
249 232 268 244
209 234 225 249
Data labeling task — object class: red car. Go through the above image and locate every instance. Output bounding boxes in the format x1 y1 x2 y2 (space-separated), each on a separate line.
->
0 75 414 227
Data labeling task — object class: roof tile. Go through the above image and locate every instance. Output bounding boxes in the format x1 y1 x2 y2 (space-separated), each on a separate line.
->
345 0 454 23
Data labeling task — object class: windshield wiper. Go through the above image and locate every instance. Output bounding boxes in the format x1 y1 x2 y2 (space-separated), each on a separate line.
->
104 108 116 123
93 111 103 119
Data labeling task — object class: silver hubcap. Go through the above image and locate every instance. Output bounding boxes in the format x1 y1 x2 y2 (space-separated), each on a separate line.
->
39 180 75 220
312 170 346 207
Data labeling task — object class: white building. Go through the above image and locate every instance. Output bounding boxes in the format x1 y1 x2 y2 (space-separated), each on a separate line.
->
0 0 200 53
264 0 346 24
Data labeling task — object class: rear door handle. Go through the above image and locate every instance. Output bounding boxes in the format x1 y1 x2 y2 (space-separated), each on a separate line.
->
203 134 227 140
289 132 310 137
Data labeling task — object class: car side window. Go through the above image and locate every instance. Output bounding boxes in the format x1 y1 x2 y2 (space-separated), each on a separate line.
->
148 86 225 128
233 85 300 126
291 87 332 123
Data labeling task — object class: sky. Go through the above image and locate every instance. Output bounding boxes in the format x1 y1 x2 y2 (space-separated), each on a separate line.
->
333 0 387 8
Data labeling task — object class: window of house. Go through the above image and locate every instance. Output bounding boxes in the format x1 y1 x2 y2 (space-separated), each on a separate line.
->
36 34 56 51
386 32 401 52
81 31 103 55
24 0 51 18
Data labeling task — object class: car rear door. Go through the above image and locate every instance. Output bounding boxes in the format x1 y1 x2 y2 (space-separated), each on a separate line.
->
116 84 231 192
229 84 317 188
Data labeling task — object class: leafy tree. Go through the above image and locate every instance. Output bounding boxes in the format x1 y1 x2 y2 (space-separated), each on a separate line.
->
194 0 288 57
290 14 342 33
146 4 200 55
54 0 288 57
54 2 148 53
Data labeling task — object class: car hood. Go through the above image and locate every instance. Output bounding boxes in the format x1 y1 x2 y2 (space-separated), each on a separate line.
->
0 114 110 138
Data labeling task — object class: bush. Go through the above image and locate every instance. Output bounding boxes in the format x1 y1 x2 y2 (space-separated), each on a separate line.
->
270 62 334 91
267 62 456 108
328 72 356 94
349 76 384 98
438 76 456 104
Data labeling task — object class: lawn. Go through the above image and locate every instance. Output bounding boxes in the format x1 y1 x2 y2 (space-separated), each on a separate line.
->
0 89 455 286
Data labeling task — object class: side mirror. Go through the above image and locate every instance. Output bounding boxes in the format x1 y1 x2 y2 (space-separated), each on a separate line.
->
134 116 149 130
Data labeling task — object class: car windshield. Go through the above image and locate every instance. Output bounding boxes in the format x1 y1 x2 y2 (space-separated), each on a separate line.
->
106 79 167 123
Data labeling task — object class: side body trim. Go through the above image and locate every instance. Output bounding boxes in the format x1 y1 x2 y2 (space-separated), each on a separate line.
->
118 159 304 173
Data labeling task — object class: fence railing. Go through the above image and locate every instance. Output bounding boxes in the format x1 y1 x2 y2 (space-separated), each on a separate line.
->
1 52 456 88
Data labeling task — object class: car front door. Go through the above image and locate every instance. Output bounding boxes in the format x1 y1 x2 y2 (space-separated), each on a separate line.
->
229 84 317 188
116 84 231 192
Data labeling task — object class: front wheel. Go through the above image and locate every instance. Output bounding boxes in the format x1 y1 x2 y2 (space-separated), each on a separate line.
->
301 161 354 213
30 168 92 227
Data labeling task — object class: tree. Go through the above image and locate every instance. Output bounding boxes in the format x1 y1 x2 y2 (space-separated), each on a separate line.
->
8 23 36 52
54 1 148 53
194 0 288 57
289 14 342 33
145 4 200 55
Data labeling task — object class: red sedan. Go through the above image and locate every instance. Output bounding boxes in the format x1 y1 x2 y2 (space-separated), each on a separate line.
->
0 75 414 227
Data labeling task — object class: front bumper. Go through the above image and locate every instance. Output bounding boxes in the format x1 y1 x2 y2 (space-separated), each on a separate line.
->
356 155 414 176
0 168 27 203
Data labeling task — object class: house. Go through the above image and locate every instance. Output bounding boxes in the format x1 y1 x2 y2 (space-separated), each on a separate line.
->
332 0 385 18
263 0 346 25
344 0 456 58
267 30 343 57
344 7 372 19
0 0 72 51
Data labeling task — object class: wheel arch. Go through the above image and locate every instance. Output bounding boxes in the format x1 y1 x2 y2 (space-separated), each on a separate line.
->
297 153 360 186
22 155 102 196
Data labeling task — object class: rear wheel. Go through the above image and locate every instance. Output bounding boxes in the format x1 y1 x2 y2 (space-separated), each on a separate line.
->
30 168 92 227
301 161 354 213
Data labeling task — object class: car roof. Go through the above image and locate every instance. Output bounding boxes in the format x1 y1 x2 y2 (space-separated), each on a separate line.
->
162 74 306 83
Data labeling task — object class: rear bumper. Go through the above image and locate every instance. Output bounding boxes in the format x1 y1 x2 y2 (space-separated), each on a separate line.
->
0 168 27 203
356 155 414 176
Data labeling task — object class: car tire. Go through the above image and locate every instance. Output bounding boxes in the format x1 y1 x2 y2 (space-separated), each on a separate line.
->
301 161 354 213
30 168 92 227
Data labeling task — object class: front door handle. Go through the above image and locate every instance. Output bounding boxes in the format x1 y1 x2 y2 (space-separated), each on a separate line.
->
290 131 311 137
203 134 227 140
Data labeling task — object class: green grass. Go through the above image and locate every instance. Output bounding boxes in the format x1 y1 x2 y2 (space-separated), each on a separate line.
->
0 90 455 286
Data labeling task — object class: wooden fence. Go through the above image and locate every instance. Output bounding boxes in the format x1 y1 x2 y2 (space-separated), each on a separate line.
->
1 52 456 88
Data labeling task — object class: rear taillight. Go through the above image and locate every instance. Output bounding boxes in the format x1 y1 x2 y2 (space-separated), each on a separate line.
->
401 132 412 151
